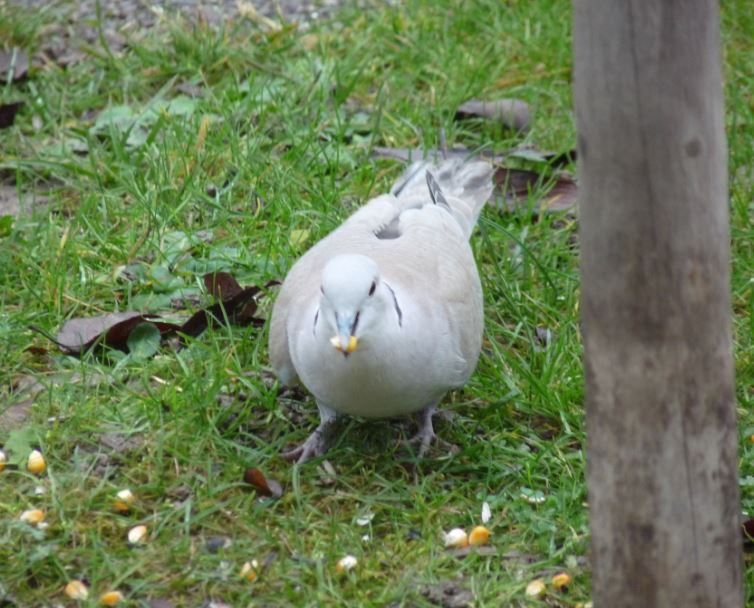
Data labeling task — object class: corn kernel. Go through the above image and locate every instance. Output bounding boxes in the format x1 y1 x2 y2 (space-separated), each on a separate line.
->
114 489 134 512
127 524 148 544
335 555 358 573
469 525 490 546
443 528 468 548
552 572 572 591
525 578 546 598
65 580 89 600
99 590 124 605
239 560 259 581
27 450 46 474
19 509 45 524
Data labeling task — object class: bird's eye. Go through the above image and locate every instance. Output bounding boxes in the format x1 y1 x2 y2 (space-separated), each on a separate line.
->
368 281 376 296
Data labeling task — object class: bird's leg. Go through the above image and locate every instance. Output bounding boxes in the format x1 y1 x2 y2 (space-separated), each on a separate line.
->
281 403 340 464
405 405 457 458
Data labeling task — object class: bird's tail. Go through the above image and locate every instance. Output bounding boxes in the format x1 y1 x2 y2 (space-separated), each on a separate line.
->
390 158 494 239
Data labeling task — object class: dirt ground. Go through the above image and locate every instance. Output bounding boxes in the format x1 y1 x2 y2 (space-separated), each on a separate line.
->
4 0 357 66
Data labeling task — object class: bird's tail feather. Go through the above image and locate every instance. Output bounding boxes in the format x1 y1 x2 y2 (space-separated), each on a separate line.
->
390 158 494 239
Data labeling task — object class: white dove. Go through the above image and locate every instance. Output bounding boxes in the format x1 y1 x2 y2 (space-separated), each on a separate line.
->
269 158 493 463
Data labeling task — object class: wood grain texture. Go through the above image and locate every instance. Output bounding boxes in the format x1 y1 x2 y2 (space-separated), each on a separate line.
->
572 1 742 606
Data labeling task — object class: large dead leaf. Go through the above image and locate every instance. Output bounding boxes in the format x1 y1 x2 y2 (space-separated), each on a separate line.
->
52 312 180 355
37 273 277 359
456 98 531 132
0 48 29 82
180 277 279 338
493 167 578 215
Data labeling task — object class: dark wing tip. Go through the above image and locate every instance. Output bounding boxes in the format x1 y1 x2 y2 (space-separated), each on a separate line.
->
426 171 450 209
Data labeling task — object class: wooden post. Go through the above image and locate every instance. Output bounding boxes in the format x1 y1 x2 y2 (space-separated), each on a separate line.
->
572 1 742 606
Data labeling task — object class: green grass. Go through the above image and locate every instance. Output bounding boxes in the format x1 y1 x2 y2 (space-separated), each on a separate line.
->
0 0 752 605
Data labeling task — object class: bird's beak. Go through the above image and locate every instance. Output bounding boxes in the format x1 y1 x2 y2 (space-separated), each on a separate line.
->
330 316 358 356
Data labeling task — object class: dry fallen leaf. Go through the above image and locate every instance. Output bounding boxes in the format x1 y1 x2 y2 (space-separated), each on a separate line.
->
243 467 284 498
456 98 531 132
50 312 180 355
493 167 578 215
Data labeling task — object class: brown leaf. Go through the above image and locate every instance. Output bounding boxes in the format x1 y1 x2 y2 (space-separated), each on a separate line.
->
0 48 29 82
243 467 284 498
181 277 279 338
456 98 531 132
52 312 181 355
204 272 243 300
0 102 23 129
493 167 578 215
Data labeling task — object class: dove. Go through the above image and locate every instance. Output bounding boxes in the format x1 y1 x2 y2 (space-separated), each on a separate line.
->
269 158 494 463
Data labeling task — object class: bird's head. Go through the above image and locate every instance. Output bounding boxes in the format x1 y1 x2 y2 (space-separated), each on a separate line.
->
319 254 387 357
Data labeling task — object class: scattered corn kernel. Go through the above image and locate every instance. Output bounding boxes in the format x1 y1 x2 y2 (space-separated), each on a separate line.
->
0 449 6 472
469 525 490 546
481 501 491 524
64 580 89 600
552 572 572 591
335 555 358 573
19 509 45 524
113 489 135 512
525 578 546 598
127 524 148 544
99 590 124 605
27 450 46 474
239 560 259 581
443 528 469 548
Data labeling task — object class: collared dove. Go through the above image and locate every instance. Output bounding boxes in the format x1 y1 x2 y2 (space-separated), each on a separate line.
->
269 158 494 463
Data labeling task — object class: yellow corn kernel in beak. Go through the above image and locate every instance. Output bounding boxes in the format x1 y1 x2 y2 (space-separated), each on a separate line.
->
330 335 358 353
345 335 358 353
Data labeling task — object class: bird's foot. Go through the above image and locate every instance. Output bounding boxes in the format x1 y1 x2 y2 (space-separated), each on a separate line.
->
281 419 337 464
403 406 458 458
